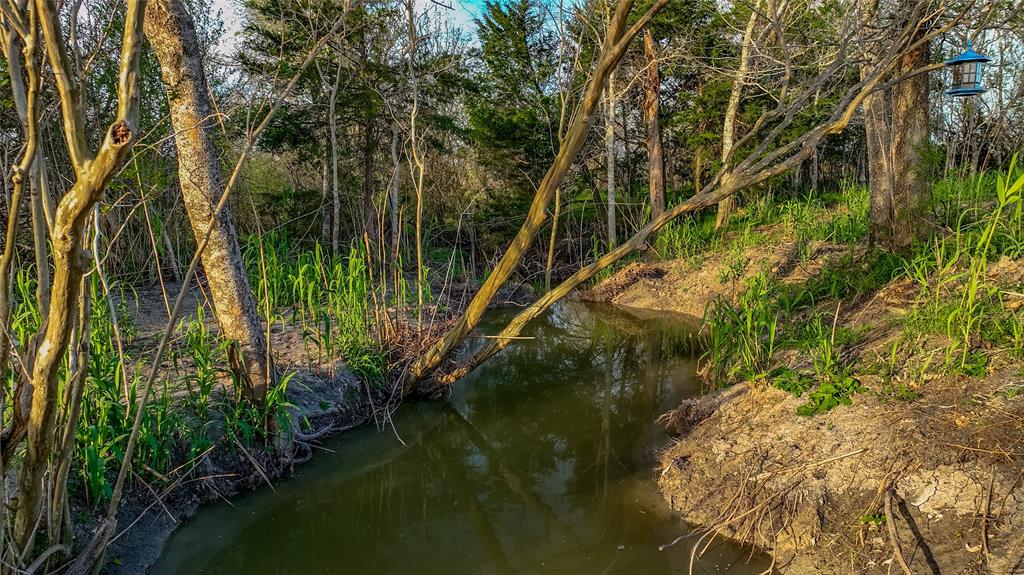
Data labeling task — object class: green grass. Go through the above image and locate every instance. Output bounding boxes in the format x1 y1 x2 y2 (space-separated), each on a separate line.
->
244 233 389 384
697 164 1024 416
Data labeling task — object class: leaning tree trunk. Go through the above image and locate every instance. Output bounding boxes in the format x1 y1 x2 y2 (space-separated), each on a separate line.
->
145 0 276 402
716 2 759 229
406 0 670 388
864 27 930 253
643 29 665 220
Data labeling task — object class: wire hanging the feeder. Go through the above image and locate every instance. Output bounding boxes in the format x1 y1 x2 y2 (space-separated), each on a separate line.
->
945 40 991 97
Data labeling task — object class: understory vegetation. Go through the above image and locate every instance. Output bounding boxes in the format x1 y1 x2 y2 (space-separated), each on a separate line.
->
693 165 1024 415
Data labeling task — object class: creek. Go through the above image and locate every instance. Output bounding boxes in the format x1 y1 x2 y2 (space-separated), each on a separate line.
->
152 301 768 574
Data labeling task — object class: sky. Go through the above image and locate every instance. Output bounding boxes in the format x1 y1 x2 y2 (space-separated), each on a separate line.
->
211 0 485 56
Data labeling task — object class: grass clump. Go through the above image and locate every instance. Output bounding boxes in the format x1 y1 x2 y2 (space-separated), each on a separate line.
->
244 234 389 383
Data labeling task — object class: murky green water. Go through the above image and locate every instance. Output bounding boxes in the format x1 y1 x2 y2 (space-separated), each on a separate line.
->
152 301 767 575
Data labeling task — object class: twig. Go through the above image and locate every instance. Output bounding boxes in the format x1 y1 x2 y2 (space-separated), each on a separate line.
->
24 544 69 575
753 448 867 482
981 467 994 561
885 488 914 575
233 436 276 493
131 470 176 524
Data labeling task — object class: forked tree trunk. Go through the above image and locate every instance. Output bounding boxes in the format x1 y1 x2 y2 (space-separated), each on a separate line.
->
10 0 147 556
144 0 276 401
863 25 930 253
716 2 759 229
643 29 665 220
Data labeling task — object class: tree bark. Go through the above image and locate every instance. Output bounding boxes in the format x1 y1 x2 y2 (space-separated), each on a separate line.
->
388 121 401 286
605 71 617 247
361 118 377 244
329 63 342 255
144 0 276 401
716 2 759 229
11 0 147 555
863 23 930 253
643 29 665 220
358 33 377 245
321 149 332 245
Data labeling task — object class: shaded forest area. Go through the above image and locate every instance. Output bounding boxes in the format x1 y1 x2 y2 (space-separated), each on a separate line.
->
1 0 1024 572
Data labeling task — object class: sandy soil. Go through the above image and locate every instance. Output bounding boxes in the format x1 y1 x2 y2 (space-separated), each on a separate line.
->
589 230 1024 573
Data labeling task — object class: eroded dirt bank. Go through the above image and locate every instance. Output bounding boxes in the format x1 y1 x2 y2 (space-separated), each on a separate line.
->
589 233 1024 573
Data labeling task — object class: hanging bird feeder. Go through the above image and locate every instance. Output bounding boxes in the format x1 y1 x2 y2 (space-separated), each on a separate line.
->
945 41 991 97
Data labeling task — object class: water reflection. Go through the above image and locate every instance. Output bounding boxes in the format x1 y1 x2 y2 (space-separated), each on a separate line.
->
151 301 766 575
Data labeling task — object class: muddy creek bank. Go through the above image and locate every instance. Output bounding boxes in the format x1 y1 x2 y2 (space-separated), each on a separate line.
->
150 301 768 574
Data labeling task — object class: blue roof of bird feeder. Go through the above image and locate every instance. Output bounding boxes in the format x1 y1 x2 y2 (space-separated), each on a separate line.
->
944 43 992 66
945 42 991 97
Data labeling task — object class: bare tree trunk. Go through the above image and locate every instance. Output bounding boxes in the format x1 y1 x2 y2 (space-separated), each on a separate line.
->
329 63 342 255
811 147 819 192
864 23 930 253
5 26 52 314
10 0 147 556
388 121 401 286
358 34 377 247
605 71 617 247
694 78 704 192
1 146 8 215
30 178 50 313
160 222 181 282
643 29 665 220
321 150 331 244
545 186 560 291
716 2 759 229
406 0 427 329
145 0 276 401
361 119 376 244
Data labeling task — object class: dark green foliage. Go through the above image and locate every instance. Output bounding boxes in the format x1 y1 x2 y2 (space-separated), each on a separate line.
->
467 0 560 244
